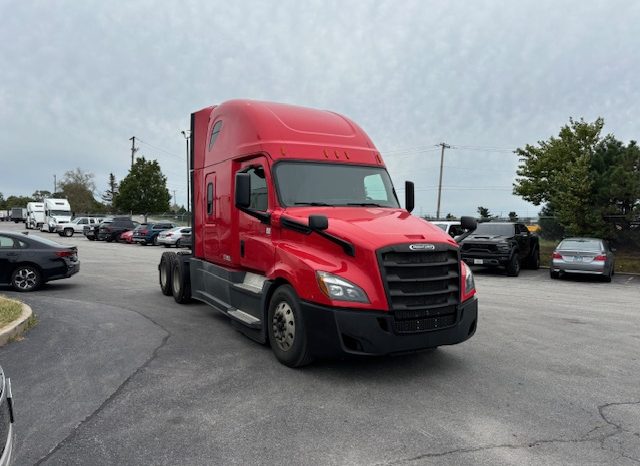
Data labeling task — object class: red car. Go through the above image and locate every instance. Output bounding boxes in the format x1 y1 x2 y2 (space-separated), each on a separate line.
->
119 230 134 244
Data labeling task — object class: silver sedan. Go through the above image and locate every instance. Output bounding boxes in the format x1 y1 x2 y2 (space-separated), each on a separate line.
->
550 237 615 282
157 227 191 248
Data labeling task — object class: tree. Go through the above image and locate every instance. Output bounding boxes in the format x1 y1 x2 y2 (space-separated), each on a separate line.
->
58 168 102 214
115 157 171 221
445 213 457 220
514 117 640 238
477 206 494 220
5 195 35 207
508 211 518 222
31 190 52 201
101 173 119 206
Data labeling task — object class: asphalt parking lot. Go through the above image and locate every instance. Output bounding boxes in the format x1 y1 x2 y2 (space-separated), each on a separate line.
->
0 221 639 465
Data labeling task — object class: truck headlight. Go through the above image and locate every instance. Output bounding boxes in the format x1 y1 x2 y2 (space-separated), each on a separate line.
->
316 271 369 303
461 262 476 301
496 242 510 252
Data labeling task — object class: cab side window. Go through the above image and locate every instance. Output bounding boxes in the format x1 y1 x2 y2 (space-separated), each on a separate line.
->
209 121 223 150
245 166 268 211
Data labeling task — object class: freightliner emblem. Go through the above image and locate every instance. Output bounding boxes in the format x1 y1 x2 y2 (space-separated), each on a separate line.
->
409 244 436 251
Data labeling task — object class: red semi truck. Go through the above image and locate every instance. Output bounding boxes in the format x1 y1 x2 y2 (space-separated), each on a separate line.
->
159 99 478 367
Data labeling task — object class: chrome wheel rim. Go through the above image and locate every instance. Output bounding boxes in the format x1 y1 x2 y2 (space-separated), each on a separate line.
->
15 267 37 290
272 301 295 351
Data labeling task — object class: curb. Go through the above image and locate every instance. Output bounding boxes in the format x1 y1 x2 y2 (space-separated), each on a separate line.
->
0 301 34 347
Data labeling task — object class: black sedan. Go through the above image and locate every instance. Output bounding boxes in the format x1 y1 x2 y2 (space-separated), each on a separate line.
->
0 231 80 291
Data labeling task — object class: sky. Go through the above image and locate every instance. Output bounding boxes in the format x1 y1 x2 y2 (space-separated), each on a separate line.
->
1 0 639 218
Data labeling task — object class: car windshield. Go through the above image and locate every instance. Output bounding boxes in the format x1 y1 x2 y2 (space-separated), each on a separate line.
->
558 239 602 251
274 162 400 208
473 223 515 236
433 223 448 231
49 210 70 216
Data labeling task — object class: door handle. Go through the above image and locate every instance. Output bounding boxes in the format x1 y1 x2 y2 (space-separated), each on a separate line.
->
6 252 18 257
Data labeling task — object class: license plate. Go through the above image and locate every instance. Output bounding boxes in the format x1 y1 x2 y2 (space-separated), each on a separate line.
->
473 259 484 265
574 256 583 262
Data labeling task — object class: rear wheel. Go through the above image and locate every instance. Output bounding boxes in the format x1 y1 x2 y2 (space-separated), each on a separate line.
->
11 265 42 292
526 246 540 269
603 268 612 283
171 257 192 304
153 236 159 246
159 252 177 296
506 253 521 277
268 285 312 367
176 239 182 248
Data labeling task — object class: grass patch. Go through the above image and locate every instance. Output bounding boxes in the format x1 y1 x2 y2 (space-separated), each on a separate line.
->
538 239 640 273
0 296 23 328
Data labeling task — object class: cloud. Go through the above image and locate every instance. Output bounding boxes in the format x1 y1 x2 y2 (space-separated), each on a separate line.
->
1 0 638 216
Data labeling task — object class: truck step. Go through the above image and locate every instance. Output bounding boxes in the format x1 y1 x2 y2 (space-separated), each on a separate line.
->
228 308 262 329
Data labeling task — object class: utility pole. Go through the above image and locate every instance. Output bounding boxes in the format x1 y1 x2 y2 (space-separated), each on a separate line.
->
173 190 177 210
129 136 138 168
436 142 450 220
53 174 57 194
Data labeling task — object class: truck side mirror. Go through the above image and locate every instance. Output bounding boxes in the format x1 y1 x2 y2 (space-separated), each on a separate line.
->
454 216 478 243
309 215 328 231
235 173 251 208
405 181 415 213
460 216 477 231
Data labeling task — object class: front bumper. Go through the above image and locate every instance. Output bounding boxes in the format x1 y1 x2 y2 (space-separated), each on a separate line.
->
303 297 478 357
462 253 511 266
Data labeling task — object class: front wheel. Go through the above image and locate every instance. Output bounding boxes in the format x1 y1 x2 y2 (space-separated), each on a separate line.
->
64 228 74 237
268 285 312 367
153 236 159 246
11 265 42 292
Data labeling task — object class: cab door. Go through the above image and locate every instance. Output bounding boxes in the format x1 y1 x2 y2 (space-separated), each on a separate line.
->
203 172 219 260
236 157 274 273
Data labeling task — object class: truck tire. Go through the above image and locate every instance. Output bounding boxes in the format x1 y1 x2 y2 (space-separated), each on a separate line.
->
526 246 540 269
506 253 520 277
159 252 177 296
11 264 42 292
171 258 192 304
268 285 313 367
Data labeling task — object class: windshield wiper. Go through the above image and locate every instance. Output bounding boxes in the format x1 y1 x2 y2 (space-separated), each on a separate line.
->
293 202 334 206
344 202 385 207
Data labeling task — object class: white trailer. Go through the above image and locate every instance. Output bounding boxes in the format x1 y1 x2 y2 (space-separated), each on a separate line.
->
41 198 72 232
26 202 45 229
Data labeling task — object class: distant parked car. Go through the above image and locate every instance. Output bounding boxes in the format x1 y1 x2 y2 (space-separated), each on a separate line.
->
179 230 192 249
0 365 15 465
157 227 191 248
432 221 464 238
133 222 177 246
56 217 102 237
119 229 135 244
97 217 138 242
550 237 615 282
0 231 80 291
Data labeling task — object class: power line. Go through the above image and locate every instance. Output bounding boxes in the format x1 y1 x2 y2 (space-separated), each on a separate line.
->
136 138 183 160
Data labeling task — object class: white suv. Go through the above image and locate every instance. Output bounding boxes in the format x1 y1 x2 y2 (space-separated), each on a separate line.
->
56 217 102 237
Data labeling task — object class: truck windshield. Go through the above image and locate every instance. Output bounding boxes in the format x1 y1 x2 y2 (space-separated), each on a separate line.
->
50 210 71 216
274 162 400 208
